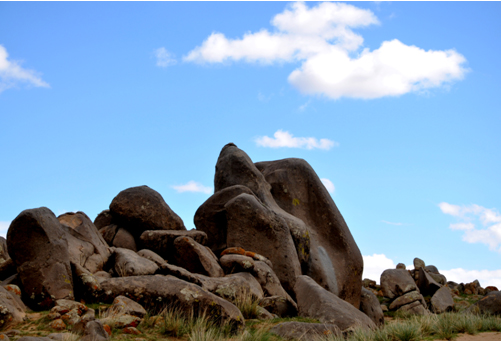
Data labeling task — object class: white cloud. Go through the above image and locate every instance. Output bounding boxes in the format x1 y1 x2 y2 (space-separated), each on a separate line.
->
298 100 311 111
155 47 177 67
0 221 11 238
172 181 212 194
381 220 404 226
439 202 501 251
363 253 397 283
320 178 335 194
184 2 467 99
441 268 501 289
255 130 338 150
0 45 50 93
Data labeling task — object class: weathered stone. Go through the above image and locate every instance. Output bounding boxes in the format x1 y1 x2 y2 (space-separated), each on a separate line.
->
0 237 9 262
380 269 417 299
112 228 137 252
485 286 499 294
155 262 205 286
72 263 101 301
360 287 384 327
123 327 141 335
109 186 185 236
447 281 459 290
0 285 26 329
396 263 406 270
198 272 264 302
256 306 274 320
99 275 244 328
109 295 146 318
256 158 363 307
259 296 298 318
425 265 439 274
430 286 454 314
7 207 74 309
363 278 377 288
99 225 118 247
139 230 207 262
99 314 142 329
49 319 66 330
464 280 481 295
429 272 446 285
469 291 501 315
396 300 429 315
94 210 113 230
389 291 425 311
173 236 224 277
17 337 53 341
81 320 109 341
0 259 17 281
137 249 166 267
220 247 246 256
113 248 158 277
413 258 425 270
0 333 9 341
294 275 375 331
418 267 441 296
270 321 341 340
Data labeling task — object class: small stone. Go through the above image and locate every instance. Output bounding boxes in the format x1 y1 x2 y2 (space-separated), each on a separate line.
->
396 263 406 270
49 319 66 330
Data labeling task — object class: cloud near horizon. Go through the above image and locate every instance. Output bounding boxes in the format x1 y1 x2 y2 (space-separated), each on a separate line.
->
172 181 213 194
0 45 50 93
0 221 10 238
439 202 501 251
320 178 335 194
255 130 338 150
184 2 467 99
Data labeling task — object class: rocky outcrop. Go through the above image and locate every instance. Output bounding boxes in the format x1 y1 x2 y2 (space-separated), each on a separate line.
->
294 275 375 331
469 291 501 315
173 236 224 277
380 269 417 299
430 286 454 314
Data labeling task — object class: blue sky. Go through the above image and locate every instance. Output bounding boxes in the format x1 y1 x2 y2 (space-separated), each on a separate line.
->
1 1 500 287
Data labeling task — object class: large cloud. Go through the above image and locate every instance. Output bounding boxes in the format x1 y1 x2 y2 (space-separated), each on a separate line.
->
184 2 467 99
439 202 501 251
0 45 49 93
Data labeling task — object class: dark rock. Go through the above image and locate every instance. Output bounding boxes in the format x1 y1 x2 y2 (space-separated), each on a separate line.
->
425 265 439 274
363 278 377 288
430 286 454 314
99 275 244 328
396 263 406 270
380 269 417 299
112 228 137 252
155 262 205 286
469 291 501 315
429 272 446 285
0 237 9 262
113 248 159 277
418 267 441 296
270 321 341 340
485 286 499 294
446 281 459 290
94 210 113 230
7 207 74 309
198 272 264 302
464 280 481 295
294 275 375 331
109 186 185 236
139 230 207 263
81 320 110 341
173 236 224 277
256 158 363 307
259 296 297 318
0 259 17 281
360 287 384 327
99 225 118 246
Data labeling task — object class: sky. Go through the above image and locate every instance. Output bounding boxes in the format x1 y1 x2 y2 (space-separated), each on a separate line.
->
1 1 501 288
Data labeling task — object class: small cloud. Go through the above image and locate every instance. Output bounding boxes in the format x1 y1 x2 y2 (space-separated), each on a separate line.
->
320 178 335 194
0 221 11 238
363 253 398 283
257 91 273 103
439 202 501 251
155 47 177 68
381 220 404 226
255 130 338 150
0 45 49 93
172 181 212 194
298 100 311 112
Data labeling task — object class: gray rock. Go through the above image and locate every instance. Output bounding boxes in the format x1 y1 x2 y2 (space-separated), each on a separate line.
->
397 300 429 315
99 275 244 329
294 275 375 331
99 224 118 246
469 291 501 315
360 287 384 327
109 295 147 318
389 291 425 311
413 257 425 270
0 285 26 329
418 267 441 296
112 228 137 251
113 248 158 277
270 321 341 340
94 210 113 230
380 269 417 299
198 272 264 302
430 286 454 314
429 272 446 285
259 296 298 318
425 265 439 274
81 320 109 341
137 249 166 267
396 263 406 270
173 236 224 277
139 230 207 262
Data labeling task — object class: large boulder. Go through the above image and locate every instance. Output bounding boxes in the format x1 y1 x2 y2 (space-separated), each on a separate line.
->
139 230 207 262
112 248 159 277
294 275 375 332
418 267 441 296
7 207 74 309
256 158 363 307
173 236 224 277
430 286 454 314
388 291 426 311
360 287 384 327
380 269 417 299
99 275 244 328
469 291 501 315
109 186 185 236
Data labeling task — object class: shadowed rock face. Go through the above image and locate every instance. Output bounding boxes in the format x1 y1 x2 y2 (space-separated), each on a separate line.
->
7 207 74 309
255 158 363 307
